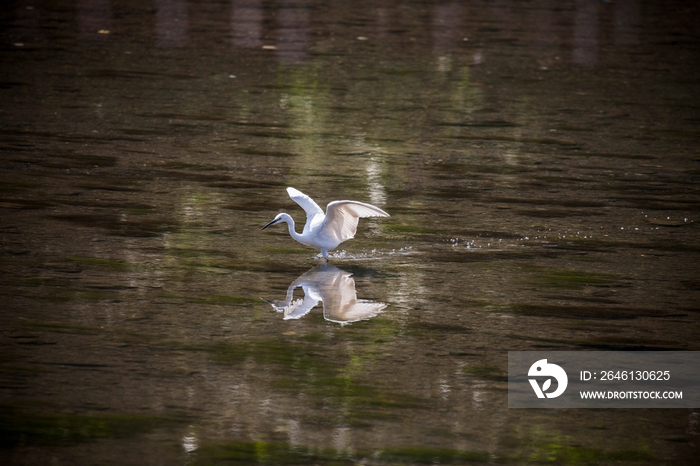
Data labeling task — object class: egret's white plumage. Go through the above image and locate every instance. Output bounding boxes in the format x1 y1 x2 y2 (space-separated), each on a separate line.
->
262 187 389 259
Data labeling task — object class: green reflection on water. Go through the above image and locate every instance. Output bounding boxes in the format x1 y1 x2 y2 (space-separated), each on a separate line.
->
190 439 655 465
526 443 655 464
192 440 353 465
192 440 491 465
0 404 188 448
182 333 424 423
521 432 656 465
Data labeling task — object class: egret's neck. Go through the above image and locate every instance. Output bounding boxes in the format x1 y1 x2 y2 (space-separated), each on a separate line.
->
283 215 304 243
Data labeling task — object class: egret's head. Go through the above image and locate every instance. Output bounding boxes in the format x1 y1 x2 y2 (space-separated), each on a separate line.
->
261 213 288 230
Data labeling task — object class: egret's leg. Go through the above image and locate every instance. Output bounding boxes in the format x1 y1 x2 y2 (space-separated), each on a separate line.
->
321 249 328 261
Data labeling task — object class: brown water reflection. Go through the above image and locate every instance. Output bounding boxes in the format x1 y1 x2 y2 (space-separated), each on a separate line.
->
1 0 699 464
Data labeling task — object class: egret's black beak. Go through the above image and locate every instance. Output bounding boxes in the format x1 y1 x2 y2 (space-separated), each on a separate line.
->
261 218 279 230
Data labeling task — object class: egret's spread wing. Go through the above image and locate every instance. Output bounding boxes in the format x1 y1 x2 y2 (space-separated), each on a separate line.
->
327 301 387 324
320 200 389 244
287 187 323 218
283 294 320 320
319 272 386 323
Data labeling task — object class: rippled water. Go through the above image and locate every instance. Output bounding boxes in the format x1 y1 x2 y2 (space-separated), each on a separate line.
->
1 0 699 464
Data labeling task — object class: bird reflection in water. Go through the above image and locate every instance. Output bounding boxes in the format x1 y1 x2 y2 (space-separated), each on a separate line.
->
264 264 387 324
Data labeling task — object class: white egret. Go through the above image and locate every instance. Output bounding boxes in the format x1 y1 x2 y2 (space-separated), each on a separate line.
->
262 187 390 260
264 263 387 323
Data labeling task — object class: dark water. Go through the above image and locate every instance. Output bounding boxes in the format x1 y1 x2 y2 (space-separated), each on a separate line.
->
1 0 699 464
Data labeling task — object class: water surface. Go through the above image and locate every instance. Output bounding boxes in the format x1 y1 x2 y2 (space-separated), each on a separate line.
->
1 0 699 464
